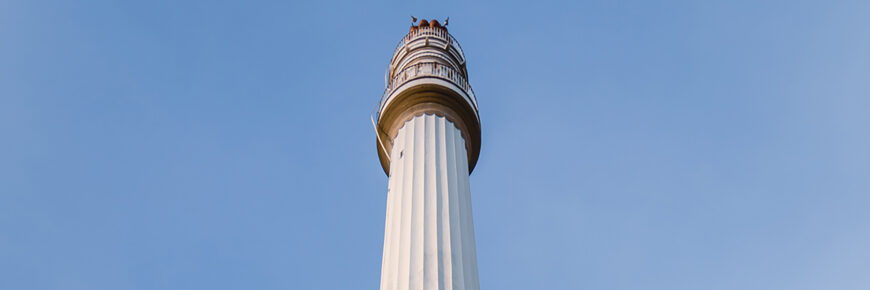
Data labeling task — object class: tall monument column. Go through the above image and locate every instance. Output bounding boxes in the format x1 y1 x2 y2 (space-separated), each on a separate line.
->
374 19 482 290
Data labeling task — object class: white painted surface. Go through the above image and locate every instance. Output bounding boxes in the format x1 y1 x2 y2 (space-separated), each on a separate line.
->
380 114 480 290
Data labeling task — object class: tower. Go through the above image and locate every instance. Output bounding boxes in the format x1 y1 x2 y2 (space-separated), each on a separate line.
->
374 19 482 290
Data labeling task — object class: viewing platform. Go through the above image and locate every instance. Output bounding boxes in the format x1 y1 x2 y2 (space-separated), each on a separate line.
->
375 19 481 175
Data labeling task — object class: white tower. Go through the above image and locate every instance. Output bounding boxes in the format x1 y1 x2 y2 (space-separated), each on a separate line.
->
374 19 482 290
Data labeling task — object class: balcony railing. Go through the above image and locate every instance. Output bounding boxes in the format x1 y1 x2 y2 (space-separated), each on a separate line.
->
378 62 478 116
391 26 466 64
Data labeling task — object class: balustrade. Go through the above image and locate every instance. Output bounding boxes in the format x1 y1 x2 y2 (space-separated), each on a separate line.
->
391 26 465 64
379 62 478 114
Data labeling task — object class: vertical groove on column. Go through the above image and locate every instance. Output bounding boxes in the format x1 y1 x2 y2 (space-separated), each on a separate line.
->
381 127 397 290
398 119 414 290
436 117 451 290
410 117 425 290
380 149 392 290
388 127 408 290
424 115 438 290
458 135 480 290
445 120 465 290
456 134 469 290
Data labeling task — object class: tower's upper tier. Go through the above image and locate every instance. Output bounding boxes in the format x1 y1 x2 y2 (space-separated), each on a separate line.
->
378 20 478 119
375 20 481 175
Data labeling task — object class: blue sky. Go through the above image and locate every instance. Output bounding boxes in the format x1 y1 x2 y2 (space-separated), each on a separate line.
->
2 0 869 289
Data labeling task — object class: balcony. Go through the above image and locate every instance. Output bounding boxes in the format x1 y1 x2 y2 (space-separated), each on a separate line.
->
378 61 478 118
389 26 467 69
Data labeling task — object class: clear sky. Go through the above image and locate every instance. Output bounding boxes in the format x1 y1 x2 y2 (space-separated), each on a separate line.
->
2 0 869 289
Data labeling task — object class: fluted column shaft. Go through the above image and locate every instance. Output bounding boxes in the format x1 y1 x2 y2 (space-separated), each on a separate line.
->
380 114 480 290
